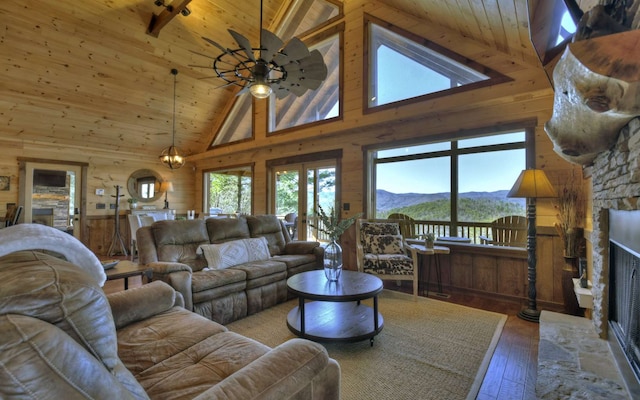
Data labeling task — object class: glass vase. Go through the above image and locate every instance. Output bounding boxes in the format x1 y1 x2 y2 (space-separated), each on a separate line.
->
324 239 343 281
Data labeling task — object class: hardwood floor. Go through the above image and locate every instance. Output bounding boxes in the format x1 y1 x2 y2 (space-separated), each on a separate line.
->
103 267 539 400
385 282 540 400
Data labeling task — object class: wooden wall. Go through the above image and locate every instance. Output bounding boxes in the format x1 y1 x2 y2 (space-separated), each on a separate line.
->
0 142 196 255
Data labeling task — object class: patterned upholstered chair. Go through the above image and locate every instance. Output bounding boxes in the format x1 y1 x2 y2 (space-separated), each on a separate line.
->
355 219 419 296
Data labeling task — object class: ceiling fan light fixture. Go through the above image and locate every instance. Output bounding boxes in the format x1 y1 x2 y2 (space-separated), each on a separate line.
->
159 68 185 170
249 62 272 98
250 82 272 99
196 0 327 99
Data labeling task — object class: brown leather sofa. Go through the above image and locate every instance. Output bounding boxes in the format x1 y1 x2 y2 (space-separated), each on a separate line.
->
136 215 323 324
0 250 340 399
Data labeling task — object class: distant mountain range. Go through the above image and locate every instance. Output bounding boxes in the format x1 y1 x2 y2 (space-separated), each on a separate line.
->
376 189 523 211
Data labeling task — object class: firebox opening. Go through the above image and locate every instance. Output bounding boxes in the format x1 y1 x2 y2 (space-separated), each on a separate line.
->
608 209 640 398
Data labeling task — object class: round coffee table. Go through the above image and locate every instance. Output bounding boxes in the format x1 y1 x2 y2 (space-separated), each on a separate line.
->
286 270 383 345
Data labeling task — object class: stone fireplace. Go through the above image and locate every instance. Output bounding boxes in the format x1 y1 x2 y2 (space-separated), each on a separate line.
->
590 117 640 395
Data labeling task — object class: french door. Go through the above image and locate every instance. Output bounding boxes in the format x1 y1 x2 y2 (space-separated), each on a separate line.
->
270 160 338 242
21 161 84 240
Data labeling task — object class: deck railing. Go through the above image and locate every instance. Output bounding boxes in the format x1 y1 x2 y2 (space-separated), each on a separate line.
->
305 216 493 244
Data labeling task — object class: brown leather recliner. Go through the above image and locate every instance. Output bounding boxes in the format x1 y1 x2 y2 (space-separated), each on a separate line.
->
0 250 340 399
136 215 323 324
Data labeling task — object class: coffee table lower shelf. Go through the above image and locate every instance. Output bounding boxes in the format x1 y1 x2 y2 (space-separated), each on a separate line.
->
286 301 384 344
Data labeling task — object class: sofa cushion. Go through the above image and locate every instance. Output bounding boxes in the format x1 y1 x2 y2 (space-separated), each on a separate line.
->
273 253 318 270
364 234 405 255
206 216 251 243
363 253 414 275
116 307 229 376
246 215 287 256
230 259 287 289
191 268 247 293
152 220 210 270
132 331 271 400
197 237 271 270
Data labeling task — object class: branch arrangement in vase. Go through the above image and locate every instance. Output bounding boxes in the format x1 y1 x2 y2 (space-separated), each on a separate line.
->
310 204 362 241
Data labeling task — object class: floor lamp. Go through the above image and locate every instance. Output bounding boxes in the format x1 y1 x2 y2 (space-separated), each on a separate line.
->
507 169 557 322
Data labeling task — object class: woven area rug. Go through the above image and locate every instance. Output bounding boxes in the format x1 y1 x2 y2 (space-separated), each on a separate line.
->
226 290 506 400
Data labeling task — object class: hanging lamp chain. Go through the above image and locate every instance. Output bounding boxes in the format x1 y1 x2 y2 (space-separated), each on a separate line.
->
172 69 177 147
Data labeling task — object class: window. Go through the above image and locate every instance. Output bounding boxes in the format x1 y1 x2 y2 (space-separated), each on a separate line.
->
277 0 341 41
365 16 510 111
368 130 530 241
203 165 253 215
269 30 341 133
209 94 252 149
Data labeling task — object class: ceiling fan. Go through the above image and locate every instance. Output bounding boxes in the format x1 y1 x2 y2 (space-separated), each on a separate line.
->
192 0 328 99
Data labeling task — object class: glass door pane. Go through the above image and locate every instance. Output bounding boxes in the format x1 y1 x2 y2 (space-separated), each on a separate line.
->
306 165 336 243
274 168 301 239
271 160 337 242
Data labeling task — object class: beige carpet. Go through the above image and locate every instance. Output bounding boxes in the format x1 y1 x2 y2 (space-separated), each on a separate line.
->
226 290 506 400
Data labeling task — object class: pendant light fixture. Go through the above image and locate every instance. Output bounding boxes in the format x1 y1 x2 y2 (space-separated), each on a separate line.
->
159 68 185 170
194 0 327 99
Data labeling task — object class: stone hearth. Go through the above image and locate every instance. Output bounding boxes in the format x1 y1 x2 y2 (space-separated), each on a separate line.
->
537 311 628 399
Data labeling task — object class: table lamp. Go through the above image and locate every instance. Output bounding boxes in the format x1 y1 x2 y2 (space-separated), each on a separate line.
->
162 182 174 209
507 169 557 322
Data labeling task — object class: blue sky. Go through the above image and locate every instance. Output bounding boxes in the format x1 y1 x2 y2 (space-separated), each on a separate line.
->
377 144 525 195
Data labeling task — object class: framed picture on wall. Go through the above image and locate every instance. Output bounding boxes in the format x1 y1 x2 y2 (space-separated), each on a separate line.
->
0 176 9 191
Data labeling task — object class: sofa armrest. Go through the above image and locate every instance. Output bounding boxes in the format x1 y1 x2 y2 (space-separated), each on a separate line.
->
193 338 340 400
143 261 194 310
284 240 320 255
147 261 192 274
107 281 179 329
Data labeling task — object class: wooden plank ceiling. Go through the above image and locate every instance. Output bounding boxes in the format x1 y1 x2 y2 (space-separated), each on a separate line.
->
0 0 596 159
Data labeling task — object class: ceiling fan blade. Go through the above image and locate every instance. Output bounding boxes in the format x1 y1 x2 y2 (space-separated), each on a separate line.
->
288 84 308 97
297 50 328 78
228 29 256 61
260 29 284 62
272 37 309 65
189 50 218 60
201 36 228 54
299 78 325 90
235 86 250 96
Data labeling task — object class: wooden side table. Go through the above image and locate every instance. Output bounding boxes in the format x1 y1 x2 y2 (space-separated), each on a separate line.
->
406 243 450 297
105 261 153 290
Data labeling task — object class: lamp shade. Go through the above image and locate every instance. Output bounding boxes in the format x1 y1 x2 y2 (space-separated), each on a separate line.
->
162 182 174 193
507 169 557 199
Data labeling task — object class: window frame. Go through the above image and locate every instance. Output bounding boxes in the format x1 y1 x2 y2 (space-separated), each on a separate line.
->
202 163 255 215
365 121 536 233
267 22 344 136
363 14 512 114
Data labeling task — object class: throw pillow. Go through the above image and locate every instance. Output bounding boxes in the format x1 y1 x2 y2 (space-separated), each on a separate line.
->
197 237 271 269
364 234 405 255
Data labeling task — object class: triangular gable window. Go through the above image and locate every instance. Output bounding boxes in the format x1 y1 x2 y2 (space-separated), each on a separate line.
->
278 0 341 41
366 16 510 111
210 0 342 148
210 95 252 148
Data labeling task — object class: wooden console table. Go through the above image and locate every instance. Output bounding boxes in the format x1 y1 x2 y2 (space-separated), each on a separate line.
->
105 261 153 290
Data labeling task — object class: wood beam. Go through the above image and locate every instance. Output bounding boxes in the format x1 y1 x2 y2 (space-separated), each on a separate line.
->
147 0 192 38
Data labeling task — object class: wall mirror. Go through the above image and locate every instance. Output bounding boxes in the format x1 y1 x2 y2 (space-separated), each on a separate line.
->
127 169 164 203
